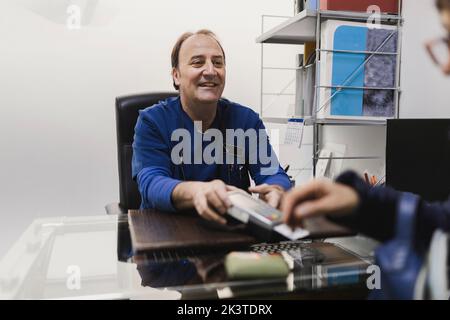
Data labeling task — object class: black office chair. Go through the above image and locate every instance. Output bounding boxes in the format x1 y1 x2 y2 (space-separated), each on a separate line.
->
105 92 178 215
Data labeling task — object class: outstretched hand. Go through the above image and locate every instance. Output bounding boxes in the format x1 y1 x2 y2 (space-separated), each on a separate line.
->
280 179 359 228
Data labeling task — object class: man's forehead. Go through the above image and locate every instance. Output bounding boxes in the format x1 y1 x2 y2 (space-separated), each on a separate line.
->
179 34 224 59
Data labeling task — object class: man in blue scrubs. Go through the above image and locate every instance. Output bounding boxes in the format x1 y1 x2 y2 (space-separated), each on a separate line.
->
132 29 291 224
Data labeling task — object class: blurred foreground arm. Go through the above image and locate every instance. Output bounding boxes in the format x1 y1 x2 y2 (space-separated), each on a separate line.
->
281 171 400 242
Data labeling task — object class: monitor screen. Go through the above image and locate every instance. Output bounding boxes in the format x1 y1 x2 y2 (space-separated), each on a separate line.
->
386 119 450 202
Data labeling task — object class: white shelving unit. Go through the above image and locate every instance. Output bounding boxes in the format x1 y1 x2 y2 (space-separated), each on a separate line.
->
257 1 404 177
256 9 317 45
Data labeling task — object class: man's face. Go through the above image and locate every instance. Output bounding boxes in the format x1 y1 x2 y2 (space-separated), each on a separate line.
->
173 34 226 105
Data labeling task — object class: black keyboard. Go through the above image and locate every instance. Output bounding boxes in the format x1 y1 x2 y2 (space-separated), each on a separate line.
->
137 241 325 264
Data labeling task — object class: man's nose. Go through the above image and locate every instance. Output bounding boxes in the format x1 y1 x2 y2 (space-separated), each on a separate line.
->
202 60 217 76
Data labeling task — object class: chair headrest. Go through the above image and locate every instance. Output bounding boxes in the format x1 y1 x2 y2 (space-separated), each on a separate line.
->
115 92 178 144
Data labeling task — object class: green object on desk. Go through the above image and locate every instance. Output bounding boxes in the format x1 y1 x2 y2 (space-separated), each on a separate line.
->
225 252 289 280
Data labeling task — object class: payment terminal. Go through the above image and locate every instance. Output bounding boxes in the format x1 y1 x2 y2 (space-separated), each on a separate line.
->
226 191 309 241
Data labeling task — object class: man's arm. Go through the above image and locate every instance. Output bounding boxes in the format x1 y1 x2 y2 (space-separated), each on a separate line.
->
249 119 291 189
328 171 449 245
132 114 182 212
282 171 450 246
331 171 399 241
247 118 291 207
133 113 235 223
280 172 398 242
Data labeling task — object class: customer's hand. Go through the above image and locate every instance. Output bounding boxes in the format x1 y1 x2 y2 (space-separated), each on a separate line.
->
281 179 359 228
191 180 234 225
249 184 284 208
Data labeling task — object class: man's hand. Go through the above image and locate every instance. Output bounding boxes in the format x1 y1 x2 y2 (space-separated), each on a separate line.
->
173 180 234 225
248 184 284 208
280 179 359 228
192 180 234 224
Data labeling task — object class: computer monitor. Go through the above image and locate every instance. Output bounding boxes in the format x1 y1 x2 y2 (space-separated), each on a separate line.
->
386 119 450 202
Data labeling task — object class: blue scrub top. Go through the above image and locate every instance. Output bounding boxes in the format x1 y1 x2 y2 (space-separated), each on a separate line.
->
132 96 291 212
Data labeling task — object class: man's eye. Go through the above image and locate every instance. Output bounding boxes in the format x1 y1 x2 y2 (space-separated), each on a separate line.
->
191 61 204 66
213 61 224 67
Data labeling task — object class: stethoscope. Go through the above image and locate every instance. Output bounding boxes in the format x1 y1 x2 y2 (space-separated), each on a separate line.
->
175 101 247 186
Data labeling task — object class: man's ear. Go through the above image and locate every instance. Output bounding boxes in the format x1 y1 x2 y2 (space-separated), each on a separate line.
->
172 68 181 87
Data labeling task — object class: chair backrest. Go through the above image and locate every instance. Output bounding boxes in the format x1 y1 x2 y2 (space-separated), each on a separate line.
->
115 92 178 211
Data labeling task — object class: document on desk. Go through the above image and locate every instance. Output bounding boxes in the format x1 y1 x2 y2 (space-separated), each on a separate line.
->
274 224 310 241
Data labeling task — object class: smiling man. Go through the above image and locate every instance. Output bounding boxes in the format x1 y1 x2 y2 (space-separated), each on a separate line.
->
132 29 291 224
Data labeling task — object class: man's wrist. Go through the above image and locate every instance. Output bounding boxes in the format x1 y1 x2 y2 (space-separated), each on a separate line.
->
269 184 285 192
172 181 202 210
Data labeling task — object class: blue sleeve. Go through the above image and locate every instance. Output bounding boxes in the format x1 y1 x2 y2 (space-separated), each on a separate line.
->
132 113 182 212
333 171 398 241
248 118 292 191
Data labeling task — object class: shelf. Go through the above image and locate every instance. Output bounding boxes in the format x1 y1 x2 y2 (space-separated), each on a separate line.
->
256 9 402 45
262 93 295 96
305 118 389 126
263 67 302 70
256 9 317 45
314 156 382 160
262 117 389 126
262 117 291 124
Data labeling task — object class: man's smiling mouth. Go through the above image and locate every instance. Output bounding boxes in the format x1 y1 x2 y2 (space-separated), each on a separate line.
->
199 82 219 88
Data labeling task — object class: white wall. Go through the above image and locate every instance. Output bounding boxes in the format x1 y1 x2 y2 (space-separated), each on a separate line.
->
401 0 450 118
0 0 295 259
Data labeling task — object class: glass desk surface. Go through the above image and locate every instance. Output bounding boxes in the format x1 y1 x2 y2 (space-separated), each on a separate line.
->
0 214 379 300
